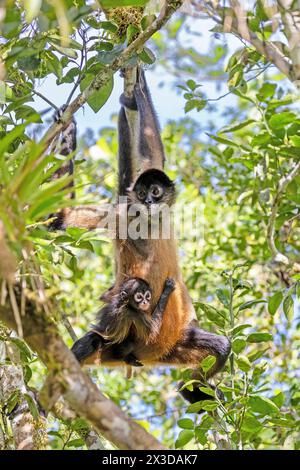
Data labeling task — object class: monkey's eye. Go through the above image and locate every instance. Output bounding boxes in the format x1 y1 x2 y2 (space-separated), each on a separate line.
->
145 291 151 301
134 292 143 303
151 185 163 198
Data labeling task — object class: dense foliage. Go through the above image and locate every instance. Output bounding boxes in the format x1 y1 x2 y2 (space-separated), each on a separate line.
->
0 0 299 450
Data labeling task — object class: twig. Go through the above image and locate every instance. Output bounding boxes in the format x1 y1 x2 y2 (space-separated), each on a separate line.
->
65 28 87 106
267 160 300 265
33 91 58 111
61 313 77 342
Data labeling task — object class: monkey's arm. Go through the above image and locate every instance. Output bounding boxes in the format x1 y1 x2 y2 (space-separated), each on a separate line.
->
113 339 143 367
49 204 113 231
151 277 175 326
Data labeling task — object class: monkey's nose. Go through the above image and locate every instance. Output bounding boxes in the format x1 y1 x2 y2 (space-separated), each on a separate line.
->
145 198 153 205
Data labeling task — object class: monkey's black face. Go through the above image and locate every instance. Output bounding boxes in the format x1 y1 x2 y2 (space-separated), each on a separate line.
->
120 278 152 312
130 169 176 207
135 181 164 205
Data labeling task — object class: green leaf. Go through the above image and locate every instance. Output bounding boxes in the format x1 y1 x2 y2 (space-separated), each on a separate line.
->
24 393 40 421
17 55 41 71
272 391 285 408
186 79 197 91
231 324 251 337
139 47 156 65
216 288 230 307
232 338 246 354
199 386 216 398
10 338 32 360
283 295 294 321
175 430 194 448
197 303 225 327
66 438 85 448
6 390 20 413
269 112 296 130
99 21 118 33
200 355 216 373
207 133 240 148
100 0 148 6
241 415 262 433
246 332 273 343
238 299 266 311
257 83 277 100
221 119 255 133
80 73 114 113
248 347 269 362
236 355 251 372
177 418 194 430
268 291 283 315
290 135 300 147
248 396 279 415
127 25 140 43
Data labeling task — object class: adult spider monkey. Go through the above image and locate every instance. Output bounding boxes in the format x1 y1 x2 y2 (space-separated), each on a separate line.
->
69 68 231 404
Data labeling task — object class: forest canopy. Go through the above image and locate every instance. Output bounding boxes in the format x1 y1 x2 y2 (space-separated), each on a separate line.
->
0 0 299 451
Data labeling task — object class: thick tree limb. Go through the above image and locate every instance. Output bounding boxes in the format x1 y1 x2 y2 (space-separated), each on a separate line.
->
0 301 166 450
267 160 300 265
278 0 300 81
0 340 47 450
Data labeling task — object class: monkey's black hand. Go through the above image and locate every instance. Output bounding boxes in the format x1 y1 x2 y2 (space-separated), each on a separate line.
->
124 353 144 367
165 278 176 291
120 290 129 302
120 93 138 111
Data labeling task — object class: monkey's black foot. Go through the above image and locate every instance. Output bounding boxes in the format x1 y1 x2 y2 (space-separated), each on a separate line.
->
178 381 224 413
124 354 144 367
71 331 104 364
54 104 67 122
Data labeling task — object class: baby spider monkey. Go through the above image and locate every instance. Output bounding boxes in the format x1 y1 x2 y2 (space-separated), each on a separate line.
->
72 277 175 367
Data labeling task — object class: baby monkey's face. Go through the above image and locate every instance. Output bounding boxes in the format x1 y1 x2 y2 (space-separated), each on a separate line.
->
120 278 152 312
132 287 152 311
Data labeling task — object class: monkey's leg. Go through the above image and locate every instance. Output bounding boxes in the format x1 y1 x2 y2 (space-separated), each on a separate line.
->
71 331 104 364
118 105 137 196
123 353 143 367
160 327 230 406
113 339 144 367
133 68 165 170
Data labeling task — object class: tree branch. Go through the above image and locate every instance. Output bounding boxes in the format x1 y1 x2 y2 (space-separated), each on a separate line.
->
41 0 183 148
193 1 293 80
0 299 166 450
267 160 300 265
